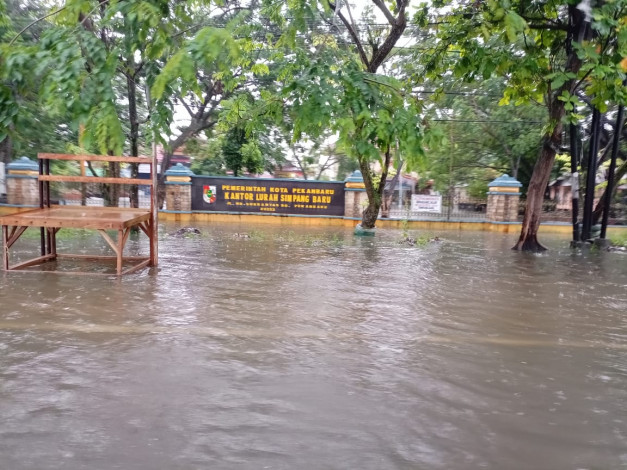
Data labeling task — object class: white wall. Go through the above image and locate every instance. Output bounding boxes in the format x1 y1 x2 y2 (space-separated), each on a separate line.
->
0 162 5 196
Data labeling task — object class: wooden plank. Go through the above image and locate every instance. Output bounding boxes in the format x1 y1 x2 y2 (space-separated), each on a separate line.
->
38 153 153 164
46 223 52 256
45 205 148 212
121 227 131 248
122 259 151 275
39 159 44 208
48 226 57 258
150 149 158 267
138 221 150 237
10 253 56 270
45 159 51 207
12 269 119 277
2 225 8 271
56 254 148 260
40 227 45 256
117 229 124 275
39 175 152 186
7 226 28 248
98 229 119 255
0 207 150 231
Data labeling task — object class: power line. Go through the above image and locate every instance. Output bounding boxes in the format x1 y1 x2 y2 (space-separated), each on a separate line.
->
432 119 543 124
414 90 502 98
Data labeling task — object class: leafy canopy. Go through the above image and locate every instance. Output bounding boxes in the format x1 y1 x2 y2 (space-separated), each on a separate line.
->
421 0 627 119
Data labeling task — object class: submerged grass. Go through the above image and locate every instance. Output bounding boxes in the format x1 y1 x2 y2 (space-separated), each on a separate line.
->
610 232 627 248
17 228 96 241
398 218 439 247
397 230 438 247
246 227 439 249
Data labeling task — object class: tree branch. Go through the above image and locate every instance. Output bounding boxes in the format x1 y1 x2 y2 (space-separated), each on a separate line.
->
527 23 569 31
371 0 397 26
315 154 341 180
9 6 66 46
328 1 370 68
368 0 409 72
180 99 195 118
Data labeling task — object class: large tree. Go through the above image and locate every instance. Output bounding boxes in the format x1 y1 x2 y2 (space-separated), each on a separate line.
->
0 0 80 165
257 0 428 229
2 0 177 204
1 0 258 204
422 0 627 250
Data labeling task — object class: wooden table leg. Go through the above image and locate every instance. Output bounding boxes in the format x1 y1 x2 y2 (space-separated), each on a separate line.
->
2 225 8 271
117 229 124 275
149 216 157 267
51 227 58 259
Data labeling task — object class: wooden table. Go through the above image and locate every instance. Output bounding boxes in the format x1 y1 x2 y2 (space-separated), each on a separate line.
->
1 206 154 275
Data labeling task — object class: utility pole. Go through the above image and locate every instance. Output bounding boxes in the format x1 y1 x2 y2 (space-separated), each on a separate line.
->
581 108 602 241
569 124 580 242
600 79 626 239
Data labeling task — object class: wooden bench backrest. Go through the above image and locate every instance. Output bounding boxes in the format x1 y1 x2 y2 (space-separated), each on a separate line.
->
38 153 154 186
37 153 157 210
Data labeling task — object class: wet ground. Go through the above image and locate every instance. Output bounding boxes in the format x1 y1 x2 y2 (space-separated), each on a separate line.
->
1 223 626 469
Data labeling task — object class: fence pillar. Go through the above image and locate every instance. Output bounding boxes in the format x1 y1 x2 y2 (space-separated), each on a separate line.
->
0 162 5 200
344 170 367 218
487 174 522 223
6 157 39 206
164 163 194 212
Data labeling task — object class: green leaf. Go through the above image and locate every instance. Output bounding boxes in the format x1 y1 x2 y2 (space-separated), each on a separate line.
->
504 11 526 43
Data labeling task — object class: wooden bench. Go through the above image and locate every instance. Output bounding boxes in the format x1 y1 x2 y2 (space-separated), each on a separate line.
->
0 153 158 275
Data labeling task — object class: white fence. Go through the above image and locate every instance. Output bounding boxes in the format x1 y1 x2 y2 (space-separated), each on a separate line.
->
387 193 487 221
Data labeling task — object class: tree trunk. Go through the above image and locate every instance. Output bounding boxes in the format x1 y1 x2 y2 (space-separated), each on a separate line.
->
157 151 173 209
512 151 554 251
359 146 391 229
156 117 217 208
513 4 585 251
592 159 627 225
513 112 563 251
380 188 392 218
103 159 120 207
326 0 408 230
592 112 627 225
127 71 140 209
359 158 379 229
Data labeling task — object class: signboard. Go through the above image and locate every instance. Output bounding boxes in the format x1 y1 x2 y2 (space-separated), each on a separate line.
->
192 177 345 216
411 194 442 213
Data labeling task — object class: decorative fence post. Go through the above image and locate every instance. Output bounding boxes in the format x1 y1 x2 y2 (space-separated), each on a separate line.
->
344 170 367 219
164 163 194 212
7 157 39 206
487 174 522 223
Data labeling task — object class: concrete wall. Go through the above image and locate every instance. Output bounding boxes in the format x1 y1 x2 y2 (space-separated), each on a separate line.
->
487 193 519 223
165 183 192 212
7 175 39 206
0 162 5 197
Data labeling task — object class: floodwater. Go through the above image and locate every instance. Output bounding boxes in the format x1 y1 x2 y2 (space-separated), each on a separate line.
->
1 223 626 470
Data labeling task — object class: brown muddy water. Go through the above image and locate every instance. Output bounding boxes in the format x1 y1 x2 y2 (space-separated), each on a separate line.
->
0 222 626 470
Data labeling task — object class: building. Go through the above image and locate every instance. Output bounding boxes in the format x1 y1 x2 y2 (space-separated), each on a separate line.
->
274 164 305 179
548 172 627 210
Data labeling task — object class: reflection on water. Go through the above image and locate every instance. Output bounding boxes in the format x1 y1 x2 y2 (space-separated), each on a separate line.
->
1 223 626 469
